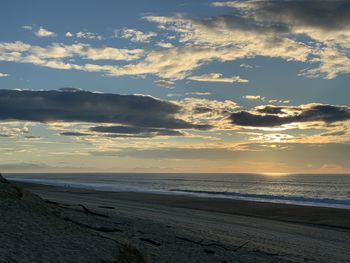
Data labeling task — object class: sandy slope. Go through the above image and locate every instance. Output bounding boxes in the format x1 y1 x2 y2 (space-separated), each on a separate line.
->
14 182 350 263
0 175 144 263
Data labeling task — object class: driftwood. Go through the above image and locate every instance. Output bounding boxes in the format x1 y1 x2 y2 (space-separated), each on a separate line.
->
98 206 115 209
233 241 250 252
175 236 228 250
78 204 109 218
139 237 161 246
63 217 122 233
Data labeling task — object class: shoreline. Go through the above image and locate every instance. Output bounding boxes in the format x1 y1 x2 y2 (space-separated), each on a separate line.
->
15 181 350 229
8 177 350 209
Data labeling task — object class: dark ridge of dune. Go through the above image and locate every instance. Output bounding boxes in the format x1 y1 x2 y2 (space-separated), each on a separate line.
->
0 174 145 263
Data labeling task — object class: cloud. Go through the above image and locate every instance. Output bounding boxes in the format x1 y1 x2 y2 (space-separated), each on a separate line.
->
216 0 350 33
230 103 350 127
188 73 248 83
0 72 9 77
0 41 145 73
145 14 310 61
117 28 157 43
0 126 28 137
0 89 207 130
145 1 350 79
59 131 92 136
6 2 350 81
76 31 102 40
212 0 350 79
268 99 290 104
154 79 175 88
65 32 73 37
167 93 182 98
243 95 261 100
185 92 211 96
58 87 82 92
96 45 250 79
240 63 253 69
35 26 56 37
155 42 174 48
89 125 184 137
176 97 239 129
22 25 33 30
84 47 144 61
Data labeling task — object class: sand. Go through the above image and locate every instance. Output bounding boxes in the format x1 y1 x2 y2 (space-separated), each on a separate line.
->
0 175 144 263
2 179 350 262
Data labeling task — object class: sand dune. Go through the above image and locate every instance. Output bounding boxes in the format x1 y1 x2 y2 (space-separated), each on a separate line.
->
0 174 145 263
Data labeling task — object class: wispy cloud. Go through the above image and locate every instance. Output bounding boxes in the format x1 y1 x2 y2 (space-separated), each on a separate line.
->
35 26 56 37
185 92 211 96
76 31 102 40
188 73 248 83
0 72 9 77
154 79 175 88
155 42 174 48
0 41 145 73
243 95 262 100
22 25 33 31
117 28 157 43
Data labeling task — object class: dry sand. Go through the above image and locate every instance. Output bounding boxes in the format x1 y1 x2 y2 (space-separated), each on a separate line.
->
2 179 350 262
0 175 144 263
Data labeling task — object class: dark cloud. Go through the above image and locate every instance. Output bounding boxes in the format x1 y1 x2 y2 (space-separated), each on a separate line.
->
256 105 290 115
198 1 349 39
58 87 82 92
0 89 208 130
320 131 347 137
230 104 350 127
230 111 286 127
249 0 350 31
89 125 184 137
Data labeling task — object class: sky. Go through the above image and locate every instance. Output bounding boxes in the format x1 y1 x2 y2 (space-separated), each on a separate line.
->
1 0 350 173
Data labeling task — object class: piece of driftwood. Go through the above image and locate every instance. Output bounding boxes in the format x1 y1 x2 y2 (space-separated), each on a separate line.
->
175 236 228 250
79 204 109 218
63 217 122 233
139 237 161 246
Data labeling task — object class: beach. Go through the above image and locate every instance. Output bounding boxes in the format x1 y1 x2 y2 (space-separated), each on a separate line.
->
6 181 350 263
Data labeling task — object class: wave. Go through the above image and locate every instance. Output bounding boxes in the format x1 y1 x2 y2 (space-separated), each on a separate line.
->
169 189 350 209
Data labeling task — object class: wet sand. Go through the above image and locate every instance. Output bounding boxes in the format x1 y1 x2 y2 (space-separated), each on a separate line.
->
10 181 350 263
18 181 350 229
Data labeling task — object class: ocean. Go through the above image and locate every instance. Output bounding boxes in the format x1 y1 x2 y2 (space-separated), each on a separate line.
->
5 173 350 209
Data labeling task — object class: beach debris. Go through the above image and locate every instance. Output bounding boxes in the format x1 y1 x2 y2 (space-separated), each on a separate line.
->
99 205 115 209
233 241 250 252
79 204 109 218
175 236 228 250
63 217 123 233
